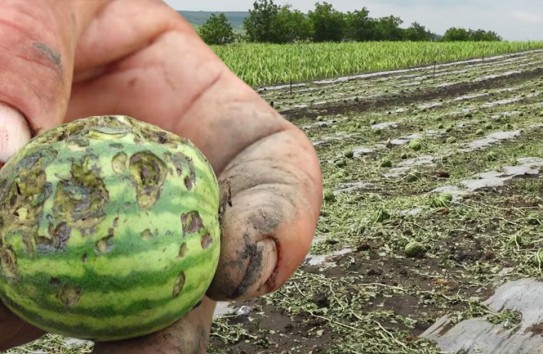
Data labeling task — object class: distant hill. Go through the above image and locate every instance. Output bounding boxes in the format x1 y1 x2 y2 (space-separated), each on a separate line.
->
178 11 249 29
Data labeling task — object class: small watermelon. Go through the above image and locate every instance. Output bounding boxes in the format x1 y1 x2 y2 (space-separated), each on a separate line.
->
0 116 220 341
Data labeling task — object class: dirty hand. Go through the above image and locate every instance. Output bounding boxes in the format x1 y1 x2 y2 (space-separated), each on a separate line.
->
0 0 322 353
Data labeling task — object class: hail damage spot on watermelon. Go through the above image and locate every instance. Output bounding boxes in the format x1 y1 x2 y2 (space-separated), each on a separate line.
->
184 175 194 190
112 152 127 174
16 169 46 198
59 284 82 306
181 211 204 235
172 271 186 297
141 229 153 240
0 246 17 280
35 222 71 252
53 155 108 230
2 154 49 230
134 124 176 148
129 152 167 209
201 233 212 249
21 234 35 255
170 152 196 190
14 207 28 221
87 126 130 140
108 143 123 151
95 233 114 254
112 216 119 228
178 242 188 257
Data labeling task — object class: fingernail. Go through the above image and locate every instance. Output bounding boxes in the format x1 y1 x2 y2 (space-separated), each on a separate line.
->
0 103 31 162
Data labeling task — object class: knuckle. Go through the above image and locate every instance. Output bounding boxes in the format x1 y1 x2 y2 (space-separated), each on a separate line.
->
0 4 69 129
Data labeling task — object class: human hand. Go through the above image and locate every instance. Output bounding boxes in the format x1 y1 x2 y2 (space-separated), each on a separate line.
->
0 1 322 353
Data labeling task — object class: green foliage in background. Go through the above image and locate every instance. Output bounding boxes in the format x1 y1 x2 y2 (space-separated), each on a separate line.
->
212 41 543 86
198 13 235 45
187 0 506 45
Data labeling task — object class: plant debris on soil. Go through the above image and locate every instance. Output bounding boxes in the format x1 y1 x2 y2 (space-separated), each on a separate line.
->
4 50 543 354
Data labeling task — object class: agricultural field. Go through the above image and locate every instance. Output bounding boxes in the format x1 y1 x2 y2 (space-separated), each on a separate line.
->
207 49 543 353
213 41 543 87
4 47 543 353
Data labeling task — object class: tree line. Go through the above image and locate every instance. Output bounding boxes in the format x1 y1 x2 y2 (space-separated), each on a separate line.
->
198 1 502 45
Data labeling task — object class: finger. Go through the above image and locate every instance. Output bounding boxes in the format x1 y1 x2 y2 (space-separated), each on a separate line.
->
92 297 215 354
0 303 44 351
204 118 323 300
0 0 106 134
0 103 31 163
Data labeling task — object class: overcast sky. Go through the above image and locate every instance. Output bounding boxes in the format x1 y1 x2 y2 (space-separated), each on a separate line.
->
164 0 543 41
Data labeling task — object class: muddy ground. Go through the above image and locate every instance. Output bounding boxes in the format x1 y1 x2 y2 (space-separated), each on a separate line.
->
208 50 543 353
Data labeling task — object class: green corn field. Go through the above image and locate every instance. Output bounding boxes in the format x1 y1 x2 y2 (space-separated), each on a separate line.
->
212 41 543 87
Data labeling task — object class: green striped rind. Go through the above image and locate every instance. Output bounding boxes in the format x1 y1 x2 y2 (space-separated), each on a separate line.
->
0 116 220 341
3 293 199 340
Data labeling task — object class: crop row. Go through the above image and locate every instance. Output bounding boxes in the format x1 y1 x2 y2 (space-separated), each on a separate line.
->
212 41 543 87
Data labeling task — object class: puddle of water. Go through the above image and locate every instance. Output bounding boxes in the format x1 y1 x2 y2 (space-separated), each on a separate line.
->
305 248 354 266
371 121 398 130
461 130 521 152
422 278 543 354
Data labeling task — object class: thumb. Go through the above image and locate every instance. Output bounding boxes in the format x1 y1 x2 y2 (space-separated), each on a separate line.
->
0 1 105 140
0 105 31 163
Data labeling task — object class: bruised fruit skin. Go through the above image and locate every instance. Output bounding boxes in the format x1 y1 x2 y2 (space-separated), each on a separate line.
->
0 115 220 341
